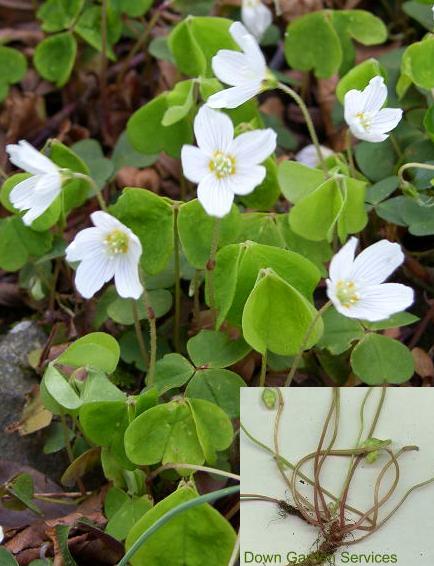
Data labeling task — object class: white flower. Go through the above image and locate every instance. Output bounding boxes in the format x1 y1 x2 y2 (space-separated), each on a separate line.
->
241 0 272 41
6 140 63 226
326 237 414 322
66 211 143 300
344 76 403 143
207 22 270 109
0 525 4 543
182 106 277 217
295 144 334 168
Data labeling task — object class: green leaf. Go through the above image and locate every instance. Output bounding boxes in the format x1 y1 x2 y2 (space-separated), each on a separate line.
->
114 0 152 17
105 486 129 519
125 485 236 566
168 16 236 77
335 10 387 45
214 241 321 328
278 160 324 204
37 0 83 32
107 290 173 324
7 473 41 515
72 139 114 189
0 217 52 271
401 37 434 91
242 270 323 356
186 368 245 418
162 80 195 127
178 199 241 269
112 132 158 172
61 447 101 487
154 353 195 394
43 422 74 454
0 46 27 85
318 308 365 355
188 398 233 465
127 93 193 158
284 11 342 78
34 32 77 86
56 332 120 373
336 58 386 103
0 549 18 565
75 6 122 60
187 330 250 368
363 312 419 331
351 333 414 385
403 1 434 30
110 188 174 275
42 364 81 411
239 158 281 210
355 139 396 182
106 495 153 540
366 176 400 206
289 177 344 242
124 401 204 466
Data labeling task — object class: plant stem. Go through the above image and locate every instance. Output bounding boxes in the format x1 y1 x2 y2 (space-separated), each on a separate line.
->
132 301 149 369
345 128 355 173
147 463 240 482
117 485 240 566
228 534 240 566
278 81 328 177
140 272 157 385
72 173 107 211
398 162 434 184
259 351 267 387
60 411 86 495
173 204 181 353
206 217 221 310
192 270 201 324
285 300 332 386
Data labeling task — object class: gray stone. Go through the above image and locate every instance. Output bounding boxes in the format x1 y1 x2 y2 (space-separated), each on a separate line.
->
0 321 66 480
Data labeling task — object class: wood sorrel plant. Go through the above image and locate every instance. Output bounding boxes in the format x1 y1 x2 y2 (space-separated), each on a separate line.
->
0 1 433 564
242 388 434 566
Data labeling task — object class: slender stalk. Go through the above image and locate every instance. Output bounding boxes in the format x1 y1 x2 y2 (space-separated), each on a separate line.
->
60 411 86 495
140 278 157 386
173 204 181 353
278 82 328 177
72 173 107 211
192 270 201 324
206 217 221 310
259 351 267 387
132 301 149 369
390 134 402 159
147 463 240 482
228 534 240 566
285 300 332 386
345 128 355 173
117 485 240 566
398 162 434 185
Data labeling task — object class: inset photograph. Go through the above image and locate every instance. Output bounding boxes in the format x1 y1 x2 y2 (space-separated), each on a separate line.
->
240 387 434 565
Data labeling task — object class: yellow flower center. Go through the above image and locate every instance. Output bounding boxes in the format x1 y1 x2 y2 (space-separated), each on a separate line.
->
105 229 129 255
355 111 371 131
245 0 260 6
209 151 236 179
336 280 361 309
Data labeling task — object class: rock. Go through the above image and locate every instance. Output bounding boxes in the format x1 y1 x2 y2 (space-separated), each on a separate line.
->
0 321 66 480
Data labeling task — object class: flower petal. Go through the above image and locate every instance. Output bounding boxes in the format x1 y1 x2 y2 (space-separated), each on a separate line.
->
351 239 404 285
211 50 250 87
207 81 262 109
197 173 234 217
229 22 266 76
341 283 414 322
20 174 62 225
114 254 143 299
181 145 210 183
194 105 234 153
369 108 403 134
241 2 272 40
9 175 39 210
362 76 387 113
229 128 276 166
6 140 58 176
349 127 388 143
65 228 105 262
226 164 266 195
295 144 334 168
328 237 358 282
344 89 365 125
91 210 124 231
74 255 115 299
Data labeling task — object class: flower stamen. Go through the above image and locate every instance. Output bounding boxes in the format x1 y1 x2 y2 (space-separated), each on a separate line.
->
336 280 361 309
355 112 372 131
209 151 236 179
105 229 129 255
